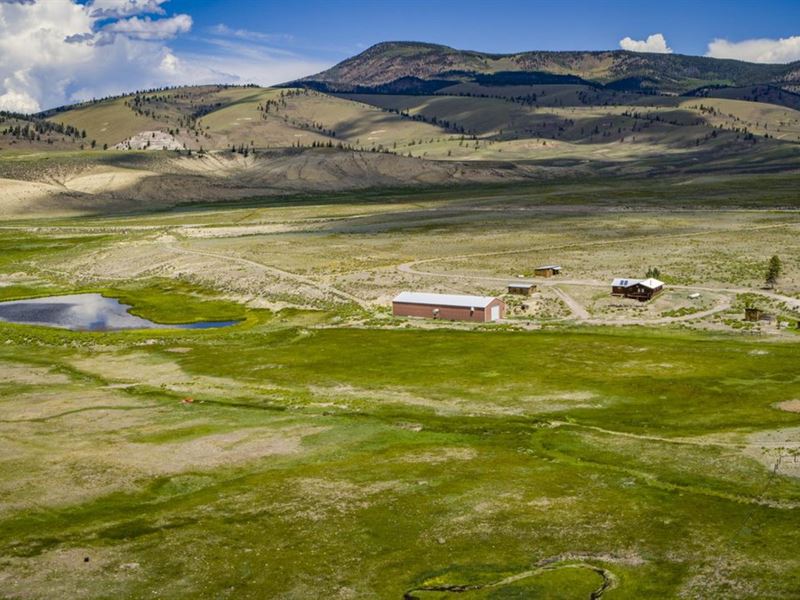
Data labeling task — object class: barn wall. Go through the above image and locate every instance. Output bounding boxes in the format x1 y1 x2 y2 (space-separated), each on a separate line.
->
393 302 486 322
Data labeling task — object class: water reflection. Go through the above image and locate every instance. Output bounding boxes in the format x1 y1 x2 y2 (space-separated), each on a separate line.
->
0 293 239 331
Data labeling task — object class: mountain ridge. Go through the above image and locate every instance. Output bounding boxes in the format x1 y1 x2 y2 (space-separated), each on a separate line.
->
295 41 800 95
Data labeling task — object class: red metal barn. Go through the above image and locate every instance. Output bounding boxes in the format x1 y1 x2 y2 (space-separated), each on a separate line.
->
392 292 506 322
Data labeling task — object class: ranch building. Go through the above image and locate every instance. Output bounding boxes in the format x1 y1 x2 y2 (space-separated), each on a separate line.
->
744 307 763 322
534 265 562 277
507 282 536 296
611 277 665 301
392 292 506 322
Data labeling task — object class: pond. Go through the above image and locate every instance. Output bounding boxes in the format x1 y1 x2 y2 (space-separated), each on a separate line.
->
0 293 239 332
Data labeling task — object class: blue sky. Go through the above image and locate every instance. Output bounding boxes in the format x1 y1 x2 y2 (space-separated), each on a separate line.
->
1 0 799 112
166 0 800 60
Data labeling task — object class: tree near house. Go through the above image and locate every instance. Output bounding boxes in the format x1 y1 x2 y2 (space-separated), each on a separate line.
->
765 255 782 288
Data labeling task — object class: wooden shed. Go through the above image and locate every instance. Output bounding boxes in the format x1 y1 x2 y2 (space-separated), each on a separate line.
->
507 282 536 296
611 278 664 301
534 265 562 277
392 292 506 322
744 307 763 322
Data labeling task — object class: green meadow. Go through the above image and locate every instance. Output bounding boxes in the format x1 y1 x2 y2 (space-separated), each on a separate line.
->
1 305 800 598
0 178 799 598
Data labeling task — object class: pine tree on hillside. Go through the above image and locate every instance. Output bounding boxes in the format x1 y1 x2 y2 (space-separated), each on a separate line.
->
765 255 782 288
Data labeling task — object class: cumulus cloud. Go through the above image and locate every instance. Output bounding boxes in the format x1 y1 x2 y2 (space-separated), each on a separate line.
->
87 0 167 18
0 0 329 113
706 36 800 63
619 33 673 54
102 14 192 40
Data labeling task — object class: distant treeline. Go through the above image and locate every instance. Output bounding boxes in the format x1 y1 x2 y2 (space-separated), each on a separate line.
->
0 111 84 141
36 84 261 118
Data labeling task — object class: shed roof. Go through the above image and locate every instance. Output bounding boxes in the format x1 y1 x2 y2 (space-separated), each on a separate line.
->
393 291 498 309
536 265 562 270
508 282 535 289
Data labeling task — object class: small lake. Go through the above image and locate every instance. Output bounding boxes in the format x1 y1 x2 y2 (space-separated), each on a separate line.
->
0 293 239 332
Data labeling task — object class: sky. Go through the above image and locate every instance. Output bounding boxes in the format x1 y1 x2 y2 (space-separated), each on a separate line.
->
1 0 799 113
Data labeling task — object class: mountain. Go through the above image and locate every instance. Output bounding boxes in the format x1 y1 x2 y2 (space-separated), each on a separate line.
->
3 42 800 216
295 41 800 95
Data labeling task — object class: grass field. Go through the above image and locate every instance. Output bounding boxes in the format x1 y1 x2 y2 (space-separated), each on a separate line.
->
1 177 799 598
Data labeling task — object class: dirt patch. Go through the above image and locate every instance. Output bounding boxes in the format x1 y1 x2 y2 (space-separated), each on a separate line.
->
517 390 601 413
310 384 462 414
0 546 140 600
743 427 800 478
402 447 478 464
0 388 147 422
109 425 325 475
775 400 800 413
64 167 156 194
276 477 407 521
0 361 71 386
0 178 69 218
178 224 298 238
72 352 187 385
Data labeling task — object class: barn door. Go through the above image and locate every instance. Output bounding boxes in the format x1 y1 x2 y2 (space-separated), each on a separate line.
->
490 305 500 321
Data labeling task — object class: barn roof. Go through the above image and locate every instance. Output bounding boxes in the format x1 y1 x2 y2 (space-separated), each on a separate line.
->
393 291 498 309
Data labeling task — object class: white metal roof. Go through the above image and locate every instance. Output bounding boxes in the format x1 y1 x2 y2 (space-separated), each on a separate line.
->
393 291 498 309
611 278 664 289
640 278 664 289
536 265 562 270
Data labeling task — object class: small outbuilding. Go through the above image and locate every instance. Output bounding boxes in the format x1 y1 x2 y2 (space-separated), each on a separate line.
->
507 282 536 296
611 277 665 301
392 292 506 322
534 265 562 277
744 307 763 322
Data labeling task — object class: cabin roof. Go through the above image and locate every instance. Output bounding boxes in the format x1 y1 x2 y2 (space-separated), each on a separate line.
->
611 278 664 289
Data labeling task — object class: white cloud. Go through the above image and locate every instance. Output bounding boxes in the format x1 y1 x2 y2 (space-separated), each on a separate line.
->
87 0 167 18
0 0 328 113
209 23 294 44
706 36 800 63
103 14 192 40
619 33 673 54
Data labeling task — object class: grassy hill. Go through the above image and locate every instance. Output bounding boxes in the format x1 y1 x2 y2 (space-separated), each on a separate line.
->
36 85 448 153
0 42 798 214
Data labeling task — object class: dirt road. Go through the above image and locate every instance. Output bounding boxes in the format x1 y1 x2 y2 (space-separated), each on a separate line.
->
167 244 370 309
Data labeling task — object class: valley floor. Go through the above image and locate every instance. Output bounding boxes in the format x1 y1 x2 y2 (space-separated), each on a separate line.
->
0 176 799 598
